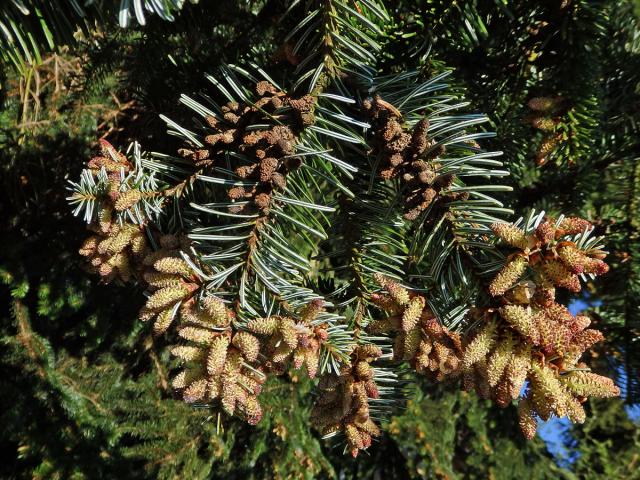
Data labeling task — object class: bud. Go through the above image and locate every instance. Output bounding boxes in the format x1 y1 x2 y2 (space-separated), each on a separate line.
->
228 186 245 200
98 207 113 233
499 305 538 343
244 396 263 425
206 377 222 401
542 302 574 325
431 341 448 363
401 296 425 332
356 344 383 360
369 292 401 314
489 257 528 296
178 326 217 345
111 253 131 281
183 378 207 403
355 361 373 381
154 257 192 277
114 189 142 211
518 398 538 439
530 364 570 418
232 331 260 362
99 139 128 164
246 316 279 335
225 350 243 374
463 368 477 392
345 424 364 451
561 371 620 398
565 395 586 424
504 346 531 399
366 317 397 334
583 257 609 275
506 281 536 304
279 318 299 349
374 274 410 306
569 328 604 355
541 259 581 292
97 237 112 255
138 306 155 322
242 375 263 395
171 345 204 362
258 157 279 182
300 298 325 322
417 311 435 330
153 308 176 336
271 342 294 364
558 217 592 235
389 283 412 307
304 349 320 378
172 368 203 390
473 360 492 399
532 285 555 307
402 329 421 361
462 319 498 369
206 336 230 375
535 221 556 245
557 245 588 274
536 135 560 160
79 236 98 256
254 193 271 210
357 418 381 438
88 155 122 172
364 380 379 399
145 284 190 311
573 315 591 332
202 296 231 326
221 383 240 415
494 377 513 408
143 272 181 288
487 334 514 387
107 228 135 254
490 223 529 250
418 339 434 359
530 116 556 131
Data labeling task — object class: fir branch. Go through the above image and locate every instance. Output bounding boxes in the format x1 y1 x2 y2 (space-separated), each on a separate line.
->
285 0 390 92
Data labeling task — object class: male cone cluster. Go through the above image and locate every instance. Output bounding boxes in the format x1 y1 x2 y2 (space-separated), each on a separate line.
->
245 299 329 378
79 213 147 284
310 345 383 457
178 81 315 216
525 96 568 166
79 143 203 336
72 109 621 450
365 216 617 439
138 234 201 335
363 96 457 220
77 140 151 283
171 297 331 425
368 274 463 382
86 139 149 217
76 140 337 426
171 296 265 424
464 216 618 438
489 216 608 297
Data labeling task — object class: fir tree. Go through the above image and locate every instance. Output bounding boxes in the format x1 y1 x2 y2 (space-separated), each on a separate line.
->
1 1 639 478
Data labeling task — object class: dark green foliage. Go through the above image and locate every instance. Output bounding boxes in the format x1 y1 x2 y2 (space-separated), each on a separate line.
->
386 386 572 480
566 399 640 479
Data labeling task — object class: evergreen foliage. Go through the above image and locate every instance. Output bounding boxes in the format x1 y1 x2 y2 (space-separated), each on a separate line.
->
1 0 639 478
